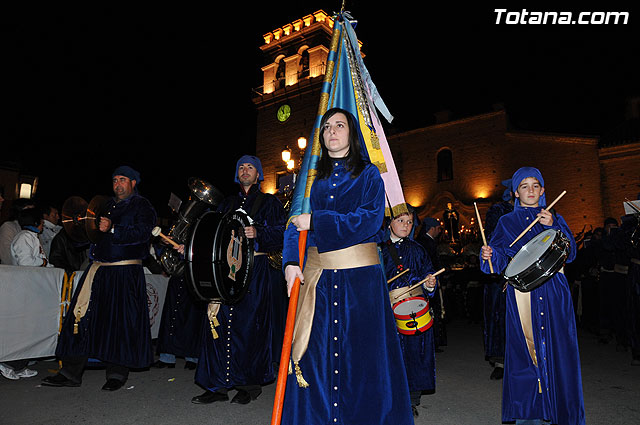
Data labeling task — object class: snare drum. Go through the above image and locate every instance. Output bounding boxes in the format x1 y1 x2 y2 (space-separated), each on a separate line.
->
504 228 570 292
392 297 433 335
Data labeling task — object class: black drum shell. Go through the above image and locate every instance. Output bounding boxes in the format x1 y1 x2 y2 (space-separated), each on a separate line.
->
186 210 254 304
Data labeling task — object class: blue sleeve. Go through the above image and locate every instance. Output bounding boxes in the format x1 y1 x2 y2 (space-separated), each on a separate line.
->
111 197 157 246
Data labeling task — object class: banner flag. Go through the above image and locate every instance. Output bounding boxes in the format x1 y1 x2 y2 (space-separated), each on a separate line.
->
287 11 407 226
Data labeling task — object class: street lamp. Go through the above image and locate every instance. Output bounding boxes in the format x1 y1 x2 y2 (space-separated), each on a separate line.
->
281 147 291 163
281 136 307 173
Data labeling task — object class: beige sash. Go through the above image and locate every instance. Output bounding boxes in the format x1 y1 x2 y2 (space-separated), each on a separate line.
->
290 242 380 387
513 268 566 368
513 289 538 367
73 259 142 334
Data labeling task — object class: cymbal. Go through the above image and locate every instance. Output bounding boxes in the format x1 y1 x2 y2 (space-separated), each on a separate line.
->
61 196 88 243
86 195 111 243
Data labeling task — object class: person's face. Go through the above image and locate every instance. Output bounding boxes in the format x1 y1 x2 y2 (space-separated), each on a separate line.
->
237 163 259 188
44 208 60 224
113 175 136 201
390 214 413 239
322 112 350 158
515 177 545 208
428 224 442 239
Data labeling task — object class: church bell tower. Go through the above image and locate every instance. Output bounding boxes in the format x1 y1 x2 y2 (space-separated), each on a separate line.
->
252 10 335 195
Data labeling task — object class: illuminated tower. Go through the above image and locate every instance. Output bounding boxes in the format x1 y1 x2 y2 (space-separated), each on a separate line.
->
252 10 335 195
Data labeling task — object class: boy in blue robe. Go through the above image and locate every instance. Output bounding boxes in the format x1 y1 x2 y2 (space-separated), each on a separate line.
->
380 211 437 417
480 167 585 425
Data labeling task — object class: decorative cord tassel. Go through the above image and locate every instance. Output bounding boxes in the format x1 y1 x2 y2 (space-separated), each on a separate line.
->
73 321 79 335
294 361 309 388
209 320 219 339
538 378 542 393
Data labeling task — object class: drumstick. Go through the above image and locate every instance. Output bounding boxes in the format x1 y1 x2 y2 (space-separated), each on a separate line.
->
151 226 181 249
509 190 567 248
387 268 410 284
393 268 446 300
474 202 494 274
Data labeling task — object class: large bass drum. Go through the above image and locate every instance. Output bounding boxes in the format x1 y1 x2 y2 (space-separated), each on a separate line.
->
504 228 570 292
186 210 254 304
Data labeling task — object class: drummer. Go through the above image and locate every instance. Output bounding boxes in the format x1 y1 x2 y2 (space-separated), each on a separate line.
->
479 167 585 425
191 155 287 406
380 209 437 418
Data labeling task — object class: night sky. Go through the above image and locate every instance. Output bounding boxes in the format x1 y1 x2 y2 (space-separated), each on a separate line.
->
6 3 640 217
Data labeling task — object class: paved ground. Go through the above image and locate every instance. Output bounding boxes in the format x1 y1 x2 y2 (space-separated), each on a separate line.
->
1 318 639 424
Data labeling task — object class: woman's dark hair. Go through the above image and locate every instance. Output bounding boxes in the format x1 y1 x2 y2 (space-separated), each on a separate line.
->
316 108 367 180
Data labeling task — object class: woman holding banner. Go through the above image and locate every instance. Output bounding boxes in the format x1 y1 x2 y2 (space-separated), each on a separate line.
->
283 108 413 425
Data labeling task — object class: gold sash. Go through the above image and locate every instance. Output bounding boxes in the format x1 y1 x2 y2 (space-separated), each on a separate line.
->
73 259 143 334
290 242 380 387
513 269 565 368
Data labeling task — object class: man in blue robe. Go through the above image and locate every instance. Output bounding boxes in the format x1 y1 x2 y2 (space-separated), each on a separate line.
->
480 167 585 425
616 200 640 365
381 211 437 417
192 155 286 405
482 180 513 380
417 217 447 350
154 273 206 369
43 165 157 391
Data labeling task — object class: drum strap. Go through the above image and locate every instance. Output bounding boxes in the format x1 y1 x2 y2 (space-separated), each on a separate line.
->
233 191 265 220
72 259 143 334
513 289 538 367
290 243 380 388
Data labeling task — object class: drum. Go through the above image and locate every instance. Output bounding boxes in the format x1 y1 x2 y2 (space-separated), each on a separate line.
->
504 228 570 292
186 210 254 304
392 297 433 335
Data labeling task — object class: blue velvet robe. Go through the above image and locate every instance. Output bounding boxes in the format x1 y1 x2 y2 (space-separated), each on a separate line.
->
195 186 286 391
56 194 157 368
156 273 206 359
480 206 585 424
281 161 413 425
380 237 436 394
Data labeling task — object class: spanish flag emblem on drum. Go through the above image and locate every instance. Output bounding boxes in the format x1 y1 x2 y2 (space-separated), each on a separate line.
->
392 297 433 335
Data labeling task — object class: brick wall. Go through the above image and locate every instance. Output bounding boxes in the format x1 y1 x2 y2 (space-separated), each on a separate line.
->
599 142 640 222
388 110 603 233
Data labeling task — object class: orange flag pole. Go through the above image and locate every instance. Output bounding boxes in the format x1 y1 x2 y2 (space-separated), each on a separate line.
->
271 230 308 425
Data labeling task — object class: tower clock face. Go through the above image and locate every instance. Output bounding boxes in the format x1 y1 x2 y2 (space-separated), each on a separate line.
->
277 104 291 122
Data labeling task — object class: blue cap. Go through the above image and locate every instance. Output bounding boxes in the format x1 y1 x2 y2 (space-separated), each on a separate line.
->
112 165 141 184
234 155 264 184
511 167 546 208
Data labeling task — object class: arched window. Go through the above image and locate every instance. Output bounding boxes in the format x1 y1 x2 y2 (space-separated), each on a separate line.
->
437 149 453 182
